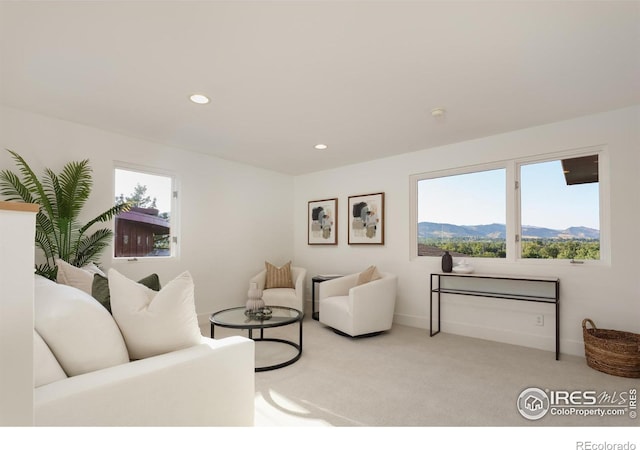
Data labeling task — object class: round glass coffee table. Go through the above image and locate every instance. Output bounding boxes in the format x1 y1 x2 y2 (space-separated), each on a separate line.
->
210 306 303 372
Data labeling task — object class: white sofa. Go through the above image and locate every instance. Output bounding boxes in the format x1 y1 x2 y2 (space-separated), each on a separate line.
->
33 275 255 426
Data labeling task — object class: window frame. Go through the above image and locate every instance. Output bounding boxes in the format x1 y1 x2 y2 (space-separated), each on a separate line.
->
410 160 509 261
514 146 609 266
410 146 609 265
112 161 180 262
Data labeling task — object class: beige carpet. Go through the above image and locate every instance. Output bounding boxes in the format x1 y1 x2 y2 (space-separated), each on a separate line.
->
205 314 638 428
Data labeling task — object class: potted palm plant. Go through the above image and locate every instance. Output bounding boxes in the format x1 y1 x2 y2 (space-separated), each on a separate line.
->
0 149 130 280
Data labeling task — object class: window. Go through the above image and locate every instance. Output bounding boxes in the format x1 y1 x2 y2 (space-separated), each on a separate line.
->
417 167 506 258
518 154 600 260
114 166 177 259
413 147 606 263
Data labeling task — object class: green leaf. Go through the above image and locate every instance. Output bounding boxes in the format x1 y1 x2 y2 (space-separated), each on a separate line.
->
79 202 130 235
35 264 57 281
0 169 36 203
58 159 92 220
74 228 113 266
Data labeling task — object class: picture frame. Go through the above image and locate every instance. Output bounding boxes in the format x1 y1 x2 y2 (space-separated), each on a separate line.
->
308 198 338 245
348 192 385 245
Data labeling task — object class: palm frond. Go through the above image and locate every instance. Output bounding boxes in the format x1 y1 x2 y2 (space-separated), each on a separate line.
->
34 210 60 256
4 149 57 224
79 202 130 235
0 169 36 203
58 159 92 220
35 228 57 262
74 228 113 266
42 168 62 222
35 264 57 281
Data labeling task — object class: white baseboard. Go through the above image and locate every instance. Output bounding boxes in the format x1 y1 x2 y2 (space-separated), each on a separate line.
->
393 313 585 358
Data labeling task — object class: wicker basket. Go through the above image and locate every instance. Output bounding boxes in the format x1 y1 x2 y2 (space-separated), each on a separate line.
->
582 318 640 378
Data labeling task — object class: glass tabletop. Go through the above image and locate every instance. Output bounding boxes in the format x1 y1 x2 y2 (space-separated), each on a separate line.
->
210 306 302 329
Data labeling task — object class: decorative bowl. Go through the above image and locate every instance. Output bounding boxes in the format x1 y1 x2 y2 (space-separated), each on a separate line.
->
244 307 272 321
452 265 474 274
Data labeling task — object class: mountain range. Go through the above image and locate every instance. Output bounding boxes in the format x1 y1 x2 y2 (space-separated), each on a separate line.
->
418 222 599 240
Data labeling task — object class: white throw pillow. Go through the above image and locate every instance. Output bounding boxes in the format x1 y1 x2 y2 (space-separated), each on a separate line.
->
33 329 67 387
109 269 201 360
56 259 105 295
34 275 129 377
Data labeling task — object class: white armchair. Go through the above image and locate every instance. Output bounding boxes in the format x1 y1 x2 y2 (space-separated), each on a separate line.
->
319 272 397 337
250 266 307 313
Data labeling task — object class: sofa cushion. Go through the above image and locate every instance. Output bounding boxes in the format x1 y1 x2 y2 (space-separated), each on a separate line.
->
265 261 294 289
33 329 67 387
56 259 105 295
34 275 129 377
109 269 201 360
92 273 161 313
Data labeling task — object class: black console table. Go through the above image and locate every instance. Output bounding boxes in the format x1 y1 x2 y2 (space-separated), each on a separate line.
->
430 272 560 360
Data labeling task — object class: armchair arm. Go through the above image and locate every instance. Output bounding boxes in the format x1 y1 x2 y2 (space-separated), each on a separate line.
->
319 273 359 300
35 336 255 426
351 274 397 301
350 274 398 318
292 267 307 307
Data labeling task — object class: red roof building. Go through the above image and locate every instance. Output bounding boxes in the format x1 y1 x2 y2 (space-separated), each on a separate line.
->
115 207 170 257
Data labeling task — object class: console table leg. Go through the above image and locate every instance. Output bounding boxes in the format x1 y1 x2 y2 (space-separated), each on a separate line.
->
556 301 560 360
429 273 441 337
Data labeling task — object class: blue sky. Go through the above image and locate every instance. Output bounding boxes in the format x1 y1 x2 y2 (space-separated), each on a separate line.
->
520 160 599 230
418 161 599 230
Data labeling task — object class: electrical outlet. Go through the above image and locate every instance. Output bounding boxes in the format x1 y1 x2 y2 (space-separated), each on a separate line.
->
535 315 544 326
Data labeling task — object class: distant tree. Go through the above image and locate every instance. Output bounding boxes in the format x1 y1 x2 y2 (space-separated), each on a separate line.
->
422 237 599 260
116 183 156 209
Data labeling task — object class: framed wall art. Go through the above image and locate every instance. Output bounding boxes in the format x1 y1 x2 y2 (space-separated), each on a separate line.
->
348 192 384 245
308 198 338 245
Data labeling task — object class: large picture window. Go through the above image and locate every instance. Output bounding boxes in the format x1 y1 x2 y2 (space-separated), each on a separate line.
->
114 166 176 259
413 147 605 263
417 167 506 258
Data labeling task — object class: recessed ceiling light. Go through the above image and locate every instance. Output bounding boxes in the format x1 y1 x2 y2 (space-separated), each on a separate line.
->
189 94 210 104
314 144 328 150
431 107 446 117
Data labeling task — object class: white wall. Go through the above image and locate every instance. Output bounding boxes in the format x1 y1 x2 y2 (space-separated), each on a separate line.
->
294 106 640 356
0 106 294 324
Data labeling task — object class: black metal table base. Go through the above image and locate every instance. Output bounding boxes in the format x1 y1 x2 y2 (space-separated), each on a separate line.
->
430 272 560 360
248 321 303 372
253 337 302 372
211 315 303 372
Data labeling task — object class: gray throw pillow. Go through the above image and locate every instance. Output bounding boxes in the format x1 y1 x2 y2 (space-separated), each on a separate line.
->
92 273 161 313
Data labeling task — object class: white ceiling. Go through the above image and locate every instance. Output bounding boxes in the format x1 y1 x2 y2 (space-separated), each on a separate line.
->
1 1 639 175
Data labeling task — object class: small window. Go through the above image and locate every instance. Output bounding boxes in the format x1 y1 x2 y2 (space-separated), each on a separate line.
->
417 167 506 258
114 167 176 258
519 154 600 260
